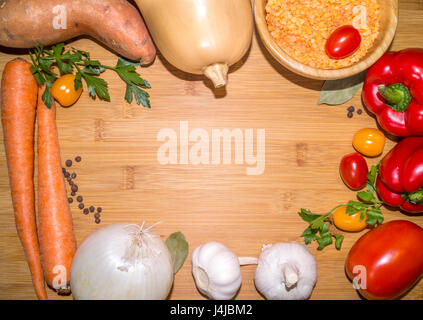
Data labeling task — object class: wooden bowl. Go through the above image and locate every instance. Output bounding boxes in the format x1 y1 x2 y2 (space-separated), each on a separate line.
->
254 0 398 80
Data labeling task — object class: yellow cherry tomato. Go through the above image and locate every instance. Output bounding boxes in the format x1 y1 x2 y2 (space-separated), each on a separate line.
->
332 205 367 232
352 128 386 157
51 74 83 107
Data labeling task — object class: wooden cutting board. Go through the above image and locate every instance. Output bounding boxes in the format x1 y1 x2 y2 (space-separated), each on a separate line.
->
0 0 422 300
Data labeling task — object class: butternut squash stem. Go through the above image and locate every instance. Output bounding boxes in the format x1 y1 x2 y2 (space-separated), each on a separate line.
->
203 63 229 88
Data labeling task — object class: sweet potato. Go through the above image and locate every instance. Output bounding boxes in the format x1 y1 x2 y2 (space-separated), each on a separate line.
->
0 0 156 65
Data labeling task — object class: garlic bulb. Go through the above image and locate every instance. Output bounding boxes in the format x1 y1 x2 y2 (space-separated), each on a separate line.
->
254 242 317 300
70 222 173 300
191 242 257 300
135 0 253 88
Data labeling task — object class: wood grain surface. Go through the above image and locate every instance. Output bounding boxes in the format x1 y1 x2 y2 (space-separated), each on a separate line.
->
0 0 423 300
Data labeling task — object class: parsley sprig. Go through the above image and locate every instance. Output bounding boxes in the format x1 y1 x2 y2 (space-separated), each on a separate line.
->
298 164 384 251
29 43 151 109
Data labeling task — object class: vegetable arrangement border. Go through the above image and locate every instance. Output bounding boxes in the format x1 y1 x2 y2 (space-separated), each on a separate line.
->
0 0 423 302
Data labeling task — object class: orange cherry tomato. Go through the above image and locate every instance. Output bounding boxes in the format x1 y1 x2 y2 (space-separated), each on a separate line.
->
332 205 367 232
352 128 386 157
51 74 83 107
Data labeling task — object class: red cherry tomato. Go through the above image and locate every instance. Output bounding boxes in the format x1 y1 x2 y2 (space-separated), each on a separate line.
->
346 220 423 300
325 25 361 59
339 152 368 190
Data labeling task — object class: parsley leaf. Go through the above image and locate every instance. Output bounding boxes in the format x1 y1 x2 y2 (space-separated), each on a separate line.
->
82 73 110 101
367 164 379 186
298 208 322 223
334 234 344 250
116 57 151 108
298 206 344 250
365 206 384 226
125 84 151 108
41 82 54 109
357 190 376 203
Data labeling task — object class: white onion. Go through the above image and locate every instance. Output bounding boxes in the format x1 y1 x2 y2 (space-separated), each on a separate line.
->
70 222 174 300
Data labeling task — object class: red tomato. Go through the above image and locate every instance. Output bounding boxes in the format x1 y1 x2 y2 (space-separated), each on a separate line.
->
325 25 361 59
339 152 368 190
346 220 423 300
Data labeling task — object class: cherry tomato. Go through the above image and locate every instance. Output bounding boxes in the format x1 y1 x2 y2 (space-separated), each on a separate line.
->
352 128 386 157
51 74 83 107
346 220 423 300
339 152 368 190
325 25 361 59
332 205 367 232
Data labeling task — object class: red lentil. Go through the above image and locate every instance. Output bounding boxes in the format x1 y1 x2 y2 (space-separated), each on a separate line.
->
265 0 380 69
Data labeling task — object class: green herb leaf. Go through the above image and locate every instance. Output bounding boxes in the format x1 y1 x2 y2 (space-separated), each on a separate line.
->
52 43 73 75
82 74 110 101
357 190 376 203
30 66 45 86
334 234 344 250
316 232 333 250
367 164 379 186
116 56 141 68
365 206 384 226
301 226 318 245
317 71 366 105
41 83 54 109
298 208 323 223
165 232 189 274
298 207 344 250
125 84 151 108
346 200 368 215
82 65 105 75
74 72 82 91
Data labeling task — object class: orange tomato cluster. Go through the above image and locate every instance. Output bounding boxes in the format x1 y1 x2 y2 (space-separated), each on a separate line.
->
334 128 386 232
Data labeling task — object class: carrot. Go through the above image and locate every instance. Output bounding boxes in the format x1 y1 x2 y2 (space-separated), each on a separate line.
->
1 58 47 300
37 87 76 293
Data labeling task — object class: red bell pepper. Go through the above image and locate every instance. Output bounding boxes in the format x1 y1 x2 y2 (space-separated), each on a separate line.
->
362 49 423 137
377 136 423 213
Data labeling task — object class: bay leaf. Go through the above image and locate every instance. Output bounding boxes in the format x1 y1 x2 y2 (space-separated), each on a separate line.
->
317 71 366 105
165 231 189 274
